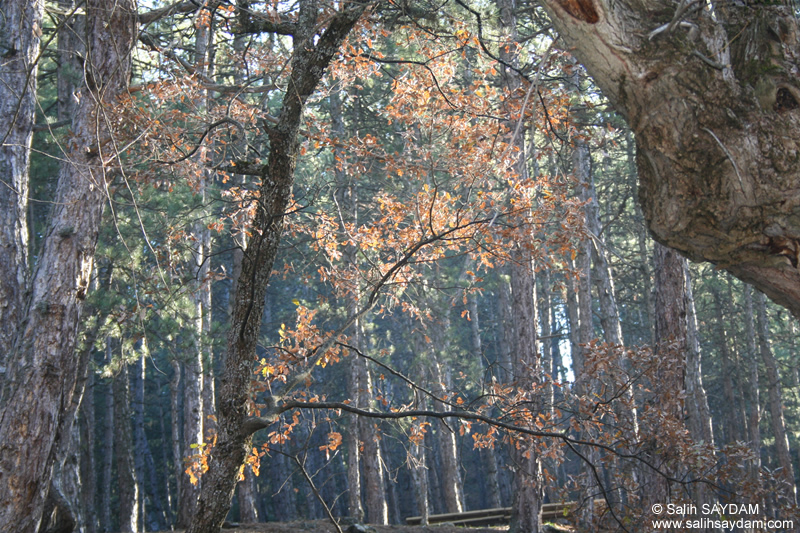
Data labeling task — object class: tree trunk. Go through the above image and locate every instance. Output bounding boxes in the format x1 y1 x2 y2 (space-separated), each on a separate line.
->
101 342 114 532
743 285 762 487
330 87 366 524
0 3 137 530
0 0 38 365
79 372 97 533
509 256 543 533
360 366 388 524
540 0 800 319
641 242 689 517
755 291 797 503
238 468 260 523
712 285 742 444
430 353 464 515
170 359 182 527
186 4 368 532
114 364 139 532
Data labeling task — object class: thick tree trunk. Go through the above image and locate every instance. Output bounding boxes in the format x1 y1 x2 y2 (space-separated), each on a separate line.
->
0 2 137 530
185 4 368 532
540 0 800 318
0 0 38 365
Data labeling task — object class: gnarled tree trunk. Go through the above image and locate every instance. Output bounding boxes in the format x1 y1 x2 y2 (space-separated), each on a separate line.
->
540 0 800 318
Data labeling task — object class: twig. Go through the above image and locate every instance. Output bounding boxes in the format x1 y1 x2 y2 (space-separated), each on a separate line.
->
293 455 344 533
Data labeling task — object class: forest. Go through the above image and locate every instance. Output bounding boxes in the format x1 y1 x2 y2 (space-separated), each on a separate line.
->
1 1 800 533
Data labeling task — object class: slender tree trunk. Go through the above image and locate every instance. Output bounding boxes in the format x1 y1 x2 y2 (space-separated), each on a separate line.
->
409 385 430 524
0 2 137 530
101 342 114 533
114 364 139 532
712 286 742 444
509 256 543 533
755 291 797 503
79 372 97 533
170 359 182 527
430 351 464 514
330 88 366 524
360 364 388 524
133 351 147 531
186 5 368 531
743 285 762 490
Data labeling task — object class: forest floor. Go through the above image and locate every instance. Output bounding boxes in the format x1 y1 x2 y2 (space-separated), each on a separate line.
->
160 520 575 533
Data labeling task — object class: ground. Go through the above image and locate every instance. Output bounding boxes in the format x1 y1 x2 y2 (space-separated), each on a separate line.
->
159 520 575 533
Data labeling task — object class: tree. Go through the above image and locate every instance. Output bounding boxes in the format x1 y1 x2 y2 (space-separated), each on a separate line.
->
0 1 138 531
539 0 800 318
184 3 371 531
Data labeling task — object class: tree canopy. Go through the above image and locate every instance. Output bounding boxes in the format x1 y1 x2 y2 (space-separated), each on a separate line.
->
1 1 800 533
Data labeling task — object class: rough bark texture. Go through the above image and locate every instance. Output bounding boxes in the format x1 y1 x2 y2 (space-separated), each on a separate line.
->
185 4 368 532
540 0 800 318
0 1 137 530
0 0 39 366
508 256 543 533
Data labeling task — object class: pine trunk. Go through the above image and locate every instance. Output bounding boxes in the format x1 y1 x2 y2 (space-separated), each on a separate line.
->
755 291 797 503
0 0 38 364
114 365 139 532
743 285 762 486
0 5 137 530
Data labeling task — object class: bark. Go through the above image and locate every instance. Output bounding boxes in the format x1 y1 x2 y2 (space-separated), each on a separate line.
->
755 291 797 503
0 0 38 365
101 343 114 532
467 291 502 508
237 468 260 523
430 354 464 515
330 87 366 523
641 242 690 516
170 359 182 526
712 285 742 443
360 368 388 524
180 20 215 526
509 256 543 533
0 2 137 530
540 0 800 318
186 4 368 532
114 364 139 533
79 373 97 533
743 285 762 489
684 271 713 447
